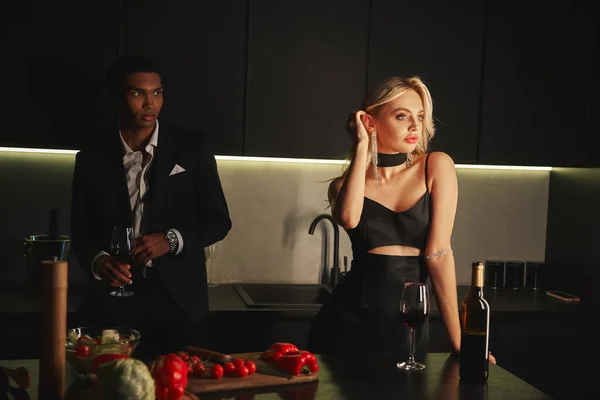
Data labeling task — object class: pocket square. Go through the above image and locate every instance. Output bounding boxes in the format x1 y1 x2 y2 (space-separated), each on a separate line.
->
169 164 186 176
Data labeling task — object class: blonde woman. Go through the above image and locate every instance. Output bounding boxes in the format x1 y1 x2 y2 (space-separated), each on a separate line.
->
307 77 495 364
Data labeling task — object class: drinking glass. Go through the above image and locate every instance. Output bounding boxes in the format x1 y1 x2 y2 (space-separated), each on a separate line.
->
109 226 135 297
397 282 430 370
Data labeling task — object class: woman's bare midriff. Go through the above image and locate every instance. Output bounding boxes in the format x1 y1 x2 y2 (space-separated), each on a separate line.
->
368 245 422 256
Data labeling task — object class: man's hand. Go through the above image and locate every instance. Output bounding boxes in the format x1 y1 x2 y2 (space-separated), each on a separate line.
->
134 233 170 265
94 256 132 287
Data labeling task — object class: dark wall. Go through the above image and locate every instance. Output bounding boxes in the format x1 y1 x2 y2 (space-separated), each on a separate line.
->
1 0 119 150
1 0 599 164
545 168 600 309
120 0 248 156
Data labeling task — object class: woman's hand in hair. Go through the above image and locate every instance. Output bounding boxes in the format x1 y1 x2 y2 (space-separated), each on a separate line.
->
345 110 370 145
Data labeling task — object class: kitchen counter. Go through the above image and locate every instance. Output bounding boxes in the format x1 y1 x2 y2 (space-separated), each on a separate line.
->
1 283 590 399
0 352 555 399
0 283 583 318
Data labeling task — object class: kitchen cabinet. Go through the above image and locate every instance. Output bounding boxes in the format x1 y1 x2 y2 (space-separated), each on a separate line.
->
367 0 485 164
244 0 369 159
121 0 247 156
491 313 593 400
479 0 597 167
1 0 119 150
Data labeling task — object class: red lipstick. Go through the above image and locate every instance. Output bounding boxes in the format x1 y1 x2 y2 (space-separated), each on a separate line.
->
404 135 418 144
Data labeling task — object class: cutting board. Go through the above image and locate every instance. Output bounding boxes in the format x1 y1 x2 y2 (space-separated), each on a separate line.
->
185 351 318 394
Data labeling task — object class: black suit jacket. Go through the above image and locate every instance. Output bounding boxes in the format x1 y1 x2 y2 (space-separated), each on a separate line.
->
70 123 232 322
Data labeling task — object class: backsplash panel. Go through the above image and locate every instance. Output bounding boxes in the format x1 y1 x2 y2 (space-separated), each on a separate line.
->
214 161 549 285
0 151 549 285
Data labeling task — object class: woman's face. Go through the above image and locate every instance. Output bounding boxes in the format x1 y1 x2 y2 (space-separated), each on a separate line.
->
371 89 424 154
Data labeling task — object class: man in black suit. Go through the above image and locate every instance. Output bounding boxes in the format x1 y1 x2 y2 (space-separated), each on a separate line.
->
70 54 232 360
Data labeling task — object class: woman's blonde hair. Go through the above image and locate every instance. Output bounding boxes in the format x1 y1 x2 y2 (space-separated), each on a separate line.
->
340 76 435 177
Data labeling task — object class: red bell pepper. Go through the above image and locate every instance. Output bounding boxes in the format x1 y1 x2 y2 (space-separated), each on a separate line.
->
276 353 310 375
299 351 319 373
151 353 188 400
270 342 299 355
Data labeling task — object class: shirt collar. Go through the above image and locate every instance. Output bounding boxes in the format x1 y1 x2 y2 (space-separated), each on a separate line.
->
119 119 159 157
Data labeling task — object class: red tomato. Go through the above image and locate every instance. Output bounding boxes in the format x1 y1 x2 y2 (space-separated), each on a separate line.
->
224 362 236 375
211 364 224 379
233 358 245 367
236 364 249 377
75 345 90 358
193 364 205 377
244 361 257 375
76 335 92 343
190 356 200 364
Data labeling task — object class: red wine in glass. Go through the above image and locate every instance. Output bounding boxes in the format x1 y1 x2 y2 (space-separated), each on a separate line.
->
111 248 135 264
397 282 430 371
109 226 135 297
402 308 429 328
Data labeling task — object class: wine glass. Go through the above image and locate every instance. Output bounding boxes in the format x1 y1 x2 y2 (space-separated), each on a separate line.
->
109 226 135 297
204 242 220 287
397 281 430 371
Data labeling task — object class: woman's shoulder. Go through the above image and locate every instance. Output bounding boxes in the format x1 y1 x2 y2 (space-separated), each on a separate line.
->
423 151 455 171
328 176 345 198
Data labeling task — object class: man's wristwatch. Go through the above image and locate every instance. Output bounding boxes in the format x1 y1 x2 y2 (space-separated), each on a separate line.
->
165 230 179 254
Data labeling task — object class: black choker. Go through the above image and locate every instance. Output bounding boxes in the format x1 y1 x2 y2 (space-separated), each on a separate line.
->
377 152 407 167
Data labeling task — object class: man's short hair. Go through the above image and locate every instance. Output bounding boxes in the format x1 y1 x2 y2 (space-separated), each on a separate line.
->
104 54 161 97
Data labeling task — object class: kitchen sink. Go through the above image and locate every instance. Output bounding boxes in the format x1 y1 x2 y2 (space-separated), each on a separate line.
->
233 283 332 310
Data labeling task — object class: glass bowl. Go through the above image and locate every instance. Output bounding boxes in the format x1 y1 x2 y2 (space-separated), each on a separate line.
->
65 327 141 375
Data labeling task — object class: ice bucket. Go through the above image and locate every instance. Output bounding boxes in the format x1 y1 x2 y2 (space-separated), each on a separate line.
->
24 234 71 285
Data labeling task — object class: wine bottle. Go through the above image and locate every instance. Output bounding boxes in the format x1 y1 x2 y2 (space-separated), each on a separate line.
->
48 208 60 240
459 261 490 382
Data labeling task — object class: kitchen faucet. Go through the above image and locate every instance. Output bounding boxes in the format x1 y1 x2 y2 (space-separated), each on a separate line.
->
308 213 340 288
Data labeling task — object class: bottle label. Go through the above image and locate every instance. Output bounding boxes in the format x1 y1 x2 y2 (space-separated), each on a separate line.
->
460 330 489 381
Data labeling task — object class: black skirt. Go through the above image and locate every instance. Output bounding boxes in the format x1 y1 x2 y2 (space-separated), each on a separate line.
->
307 253 430 355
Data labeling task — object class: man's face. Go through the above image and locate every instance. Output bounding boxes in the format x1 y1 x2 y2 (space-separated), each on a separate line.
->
118 72 163 130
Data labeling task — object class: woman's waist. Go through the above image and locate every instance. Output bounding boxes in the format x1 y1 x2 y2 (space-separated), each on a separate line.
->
351 251 425 266
339 253 426 286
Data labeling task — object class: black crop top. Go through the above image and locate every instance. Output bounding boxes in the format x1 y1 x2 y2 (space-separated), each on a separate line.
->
347 153 432 253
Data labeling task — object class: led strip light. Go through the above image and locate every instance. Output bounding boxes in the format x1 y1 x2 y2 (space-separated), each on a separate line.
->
0 147 552 171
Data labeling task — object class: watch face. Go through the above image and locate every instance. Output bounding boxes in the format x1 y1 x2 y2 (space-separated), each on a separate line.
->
167 231 177 240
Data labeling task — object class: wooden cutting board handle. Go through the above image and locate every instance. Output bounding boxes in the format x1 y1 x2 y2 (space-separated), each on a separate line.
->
185 346 233 365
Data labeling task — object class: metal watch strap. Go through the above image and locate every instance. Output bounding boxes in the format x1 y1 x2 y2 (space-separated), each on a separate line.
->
165 230 178 254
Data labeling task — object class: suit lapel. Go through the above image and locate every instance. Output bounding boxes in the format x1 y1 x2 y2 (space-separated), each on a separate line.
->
148 124 175 225
106 134 133 227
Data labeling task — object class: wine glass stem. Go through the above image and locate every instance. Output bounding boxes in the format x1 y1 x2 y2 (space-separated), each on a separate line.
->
408 327 416 363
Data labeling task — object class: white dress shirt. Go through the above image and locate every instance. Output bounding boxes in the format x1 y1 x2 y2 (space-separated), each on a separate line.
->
91 120 183 279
